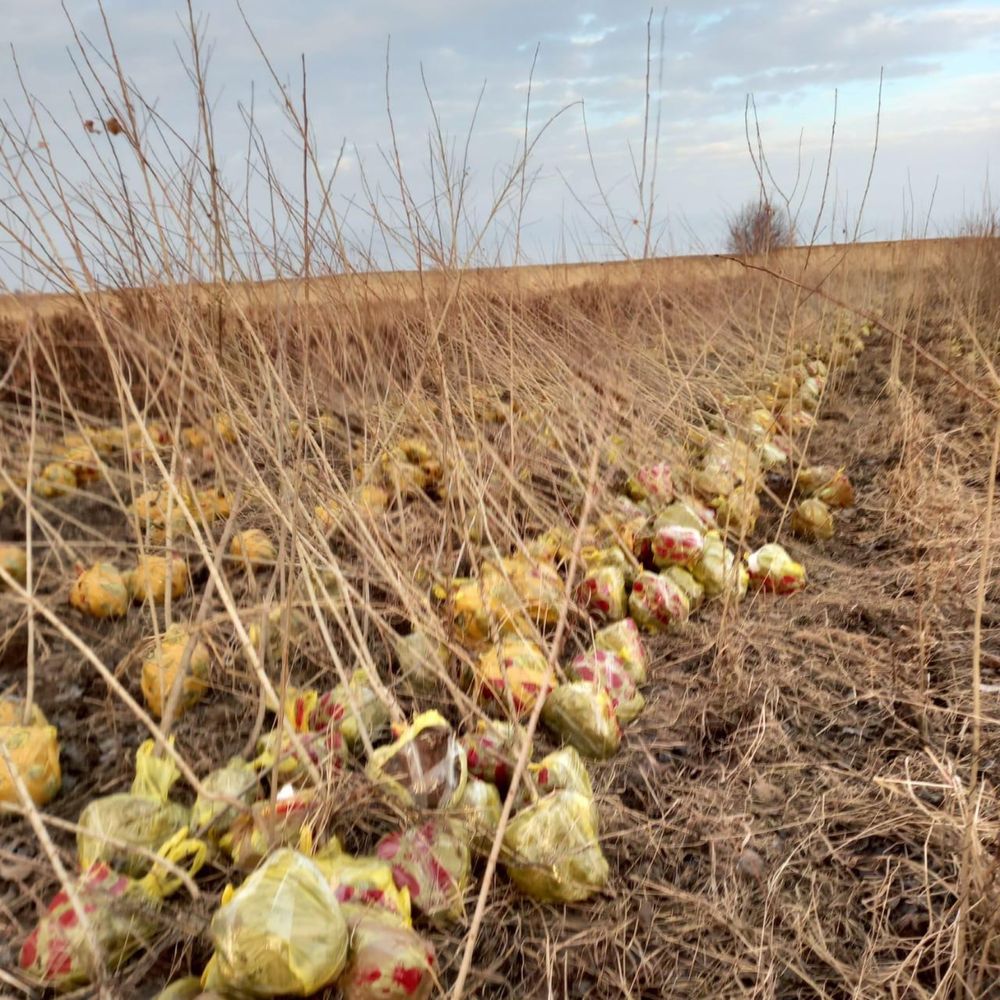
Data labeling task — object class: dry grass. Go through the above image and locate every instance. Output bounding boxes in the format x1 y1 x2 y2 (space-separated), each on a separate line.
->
0 15 999 998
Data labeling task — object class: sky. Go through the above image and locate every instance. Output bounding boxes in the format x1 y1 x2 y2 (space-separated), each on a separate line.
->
1 1 999 283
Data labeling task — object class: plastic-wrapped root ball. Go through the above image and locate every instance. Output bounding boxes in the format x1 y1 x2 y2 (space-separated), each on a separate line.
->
140 624 210 721
203 849 349 997
19 829 206 992
476 639 553 716
129 554 189 604
576 563 627 622
375 819 471 925
541 681 621 759
529 745 594 800
454 776 503 855
395 630 450 694
311 670 390 750
570 648 645 725
69 562 130 619
692 531 747 601
503 789 609 903
795 465 855 509
501 555 564 626
77 739 190 877
313 849 412 927
35 461 77 498
190 757 258 840
0 723 61 807
219 788 321 871
0 545 27 588
461 719 524 791
628 570 690 633
747 543 806 594
663 565 705 613
229 528 276 568
791 497 835 541
625 461 673 506
338 913 437 1000
593 618 649 684
649 507 705 569
712 484 761 538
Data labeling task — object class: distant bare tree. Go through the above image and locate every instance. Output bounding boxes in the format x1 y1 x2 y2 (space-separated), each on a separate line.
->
726 199 796 255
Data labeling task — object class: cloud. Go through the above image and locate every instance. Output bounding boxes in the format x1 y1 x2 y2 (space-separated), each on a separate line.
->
0 0 998 275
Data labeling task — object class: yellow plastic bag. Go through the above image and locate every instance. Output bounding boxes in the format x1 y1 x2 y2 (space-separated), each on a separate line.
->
255 726 348 781
648 505 705 568
35 461 77 498
62 444 101 484
129 554 189 603
442 577 491 643
229 528 276 568
701 438 761 489
593 618 648 684
0 696 47 727
795 464 854 506
454 776 503 855
20 828 206 992
366 710 467 810
476 638 552 716
69 562 129 618
375 819 471 924
461 719 525 791
712 484 761 538
338 912 437 1000
627 570 690 633
664 565 705 612
78 739 190 877
0 723 61 807
582 543 637 583
246 604 310 668
265 684 318 732
312 670 390 750
493 555 564 627
526 526 575 564
190 757 259 840
503 790 608 903
0 544 27 588
576 564 627 622
395 631 450 694
569 649 645 725
529 746 594 801
141 624 210 720
203 849 349 997
624 462 673 506
542 682 621 759
791 497 834 540
313 850 412 927
195 486 232 521
747 543 806 594
219 787 320 871
692 530 748 600
153 977 203 1000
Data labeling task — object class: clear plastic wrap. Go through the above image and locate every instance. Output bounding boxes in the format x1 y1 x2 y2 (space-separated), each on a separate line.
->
366 710 467 810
